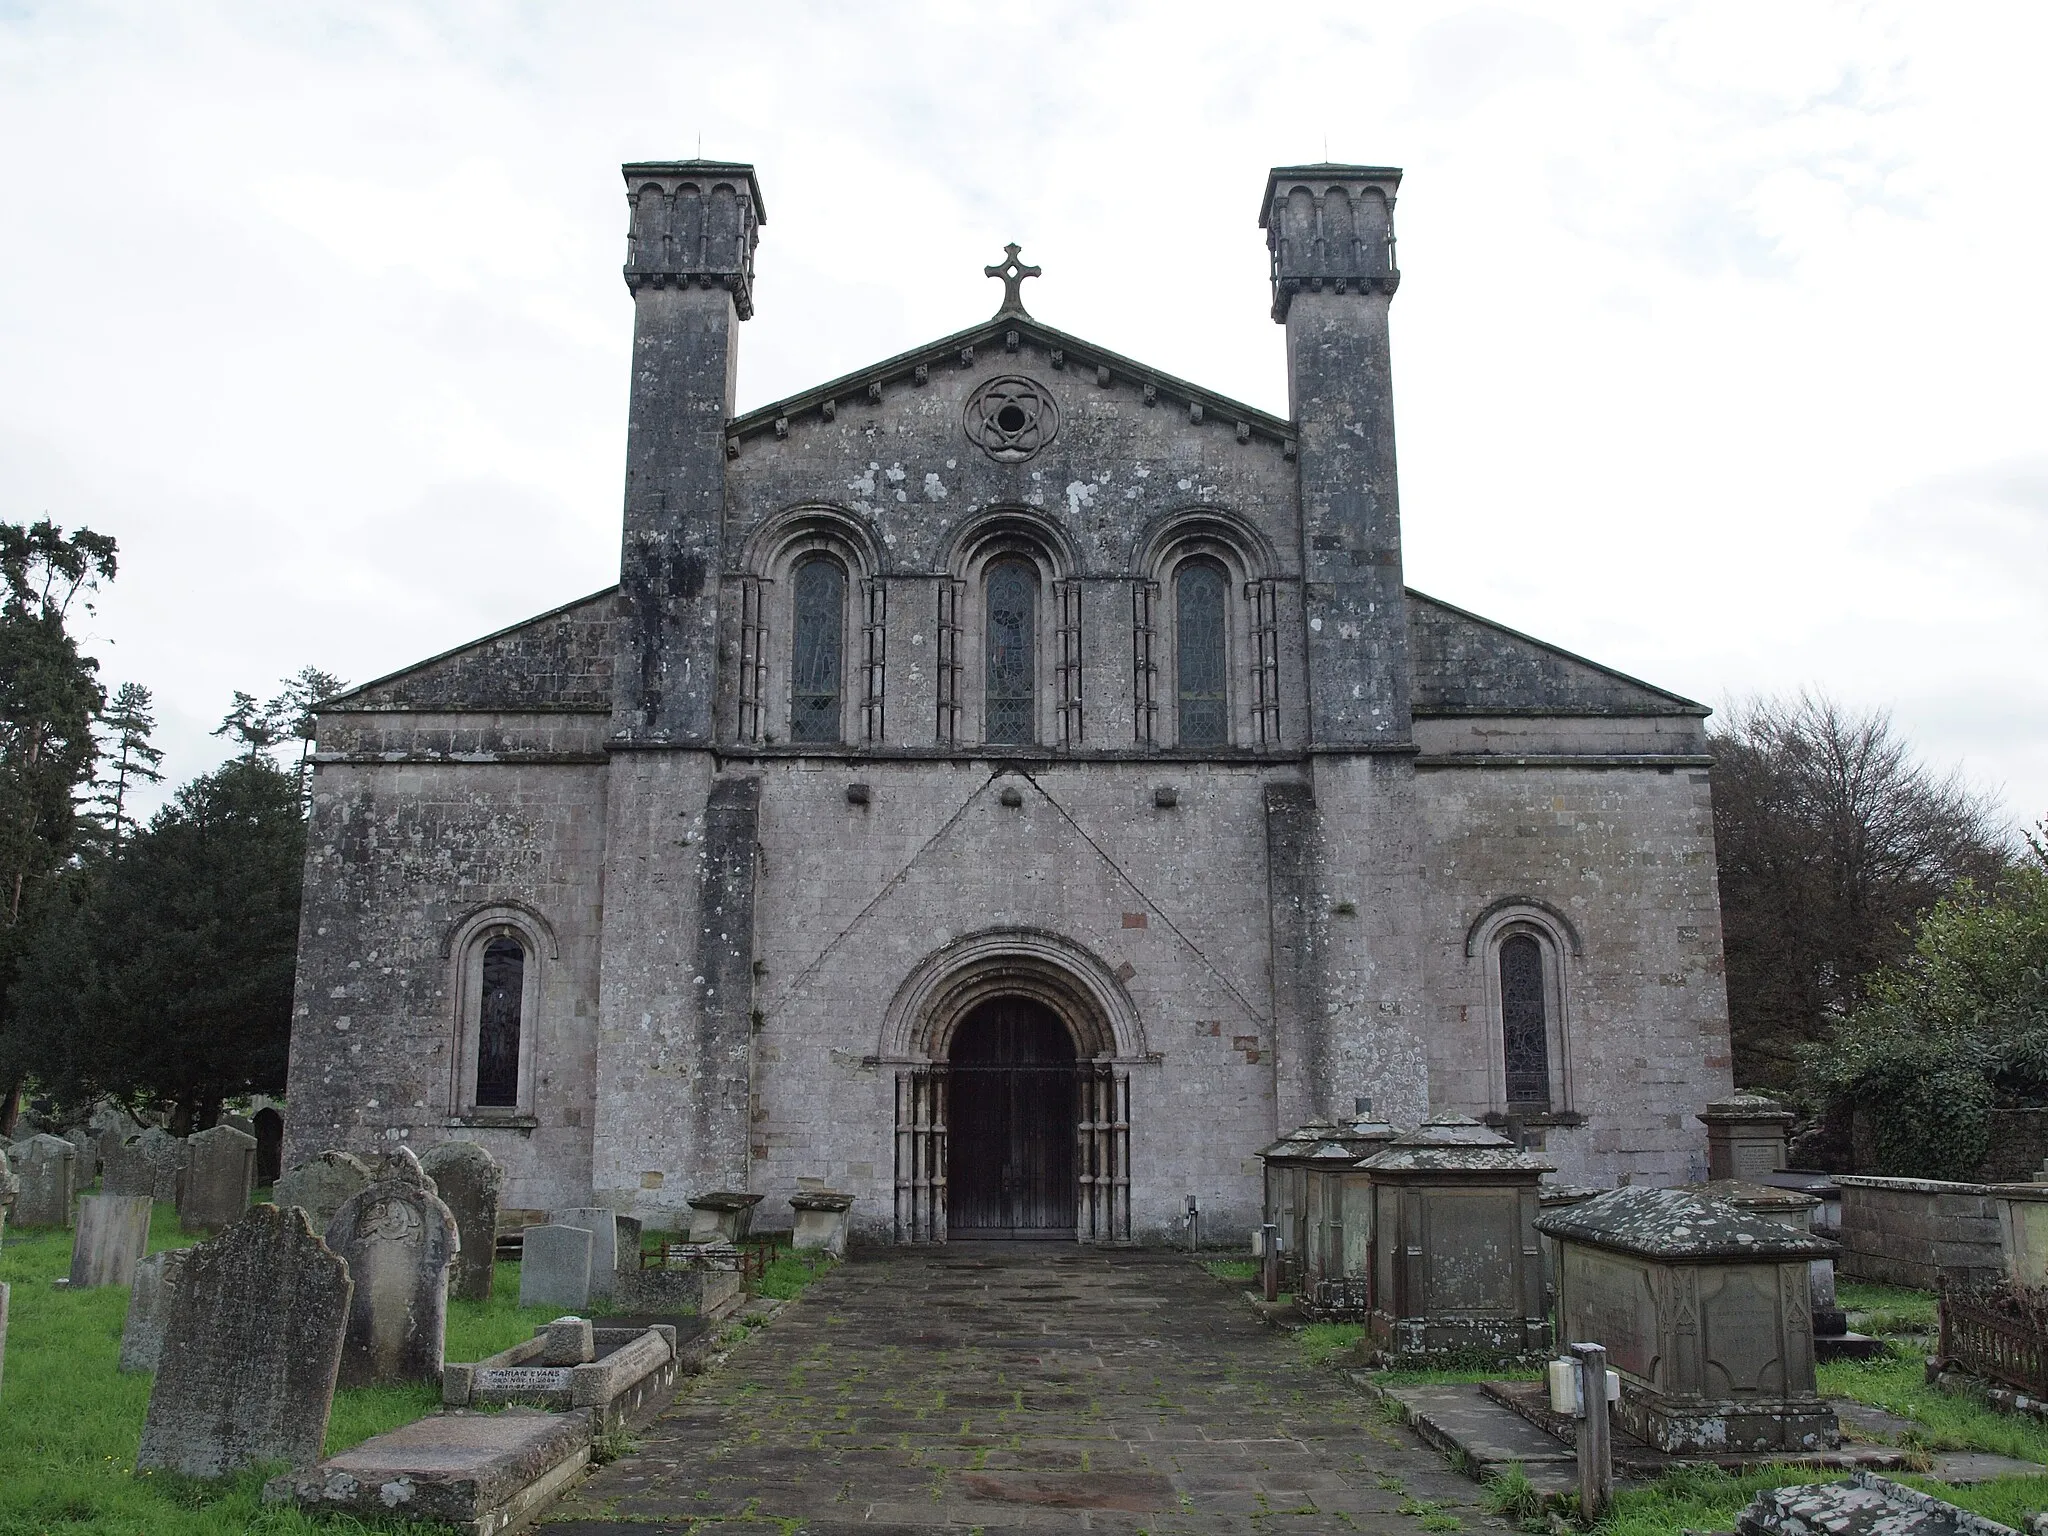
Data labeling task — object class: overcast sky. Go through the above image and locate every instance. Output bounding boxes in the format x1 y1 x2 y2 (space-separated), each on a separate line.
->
3 1 2043 829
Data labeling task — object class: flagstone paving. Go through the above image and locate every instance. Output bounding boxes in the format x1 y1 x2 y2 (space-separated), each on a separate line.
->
544 1244 1492 1534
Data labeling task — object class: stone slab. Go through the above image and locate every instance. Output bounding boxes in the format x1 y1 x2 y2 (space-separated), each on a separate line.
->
69 1193 153 1288
119 1248 190 1374
1737 1471 2021 1536
520 1225 592 1311
551 1207 624 1300
264 1408 591 1534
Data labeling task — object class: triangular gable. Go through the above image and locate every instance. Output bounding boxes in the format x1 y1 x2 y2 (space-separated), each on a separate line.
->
1407 590 1704 717
727 313 1293 455
325 588 619 713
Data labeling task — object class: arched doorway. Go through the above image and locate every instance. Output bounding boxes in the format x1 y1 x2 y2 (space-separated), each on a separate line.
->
946 997 1078 1239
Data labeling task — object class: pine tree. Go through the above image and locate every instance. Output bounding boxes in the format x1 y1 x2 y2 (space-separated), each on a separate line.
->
90 682 164 843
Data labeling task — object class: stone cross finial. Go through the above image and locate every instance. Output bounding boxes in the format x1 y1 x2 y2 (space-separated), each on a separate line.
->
985 243 1040 316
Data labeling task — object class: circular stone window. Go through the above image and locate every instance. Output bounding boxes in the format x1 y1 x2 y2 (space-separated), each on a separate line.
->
964 375 1060 463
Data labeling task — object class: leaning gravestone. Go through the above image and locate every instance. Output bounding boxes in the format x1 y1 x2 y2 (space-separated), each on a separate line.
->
324 1147 459 1388
553 1206 630 1301
136 1204 352 1477
519 1224 594 1310
274 1150 374 1235
419 1140 503 1303
179 1124 257 1234
15 1134 77 1227
68 1193 153 1288
120 1248 191 1374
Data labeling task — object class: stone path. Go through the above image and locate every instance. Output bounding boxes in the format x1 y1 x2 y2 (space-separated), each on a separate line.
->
545 1245 1488 1534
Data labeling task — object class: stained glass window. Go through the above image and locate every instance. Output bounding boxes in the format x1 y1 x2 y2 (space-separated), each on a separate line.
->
790 557 845 743
476 935 525 1108
1500 934 1550 1110
1176 560 1228 746
985 559 1037 744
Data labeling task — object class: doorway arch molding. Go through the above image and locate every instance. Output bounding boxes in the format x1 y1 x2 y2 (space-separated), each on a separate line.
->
880 926 1149 1064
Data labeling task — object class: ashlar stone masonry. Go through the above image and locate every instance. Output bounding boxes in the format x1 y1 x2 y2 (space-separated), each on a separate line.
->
284 159 1735 1239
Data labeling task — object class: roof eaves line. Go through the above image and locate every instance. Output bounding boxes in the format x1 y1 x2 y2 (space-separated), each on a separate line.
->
322 585 622 708
1403 586 1710 715
728 315 1294 442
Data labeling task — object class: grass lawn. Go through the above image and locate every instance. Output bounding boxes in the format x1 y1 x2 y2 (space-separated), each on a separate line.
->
0 1199 567 1536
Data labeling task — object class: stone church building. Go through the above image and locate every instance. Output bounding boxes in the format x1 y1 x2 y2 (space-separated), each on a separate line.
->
283 160 1734 1242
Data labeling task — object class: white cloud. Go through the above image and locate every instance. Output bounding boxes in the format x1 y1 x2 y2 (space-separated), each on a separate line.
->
0 0 2043 827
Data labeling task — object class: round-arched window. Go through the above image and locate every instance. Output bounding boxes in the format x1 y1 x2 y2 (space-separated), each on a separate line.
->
790 556 846 743
985 559 1037 744
1175 559 1229 746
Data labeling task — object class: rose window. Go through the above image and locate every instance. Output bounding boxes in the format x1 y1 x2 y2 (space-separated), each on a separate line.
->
963 375 1060 463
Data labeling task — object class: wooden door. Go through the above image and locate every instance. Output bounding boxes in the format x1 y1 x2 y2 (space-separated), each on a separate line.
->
946 998 1077 1238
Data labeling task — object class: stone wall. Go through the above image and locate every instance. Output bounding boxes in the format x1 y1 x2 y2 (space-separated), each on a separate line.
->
284 730 608 1216
1835 1176 2006 1289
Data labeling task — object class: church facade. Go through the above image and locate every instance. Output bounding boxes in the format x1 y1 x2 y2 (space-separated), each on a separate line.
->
282 160 1734 1241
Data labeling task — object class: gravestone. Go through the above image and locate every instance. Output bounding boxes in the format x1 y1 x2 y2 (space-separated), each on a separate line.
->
120 1248 191 1373
520 1224 594 1310
553 1207 629 1301
324 1147 459 1388
419 1141 503 1303
136 1204 352 1477
274 1149 374 1234
790 1191 856 1258
101 1135 155 1197
1538 1184 1840 1453
15 1133 77 1227
129 1127 188 1205
179 1124 257 1234
65 1126 99 1184
68 1193 154 1288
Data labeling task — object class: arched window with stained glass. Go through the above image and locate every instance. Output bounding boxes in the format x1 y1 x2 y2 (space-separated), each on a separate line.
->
1175 559 1229 746
475 934 526 1109
790 556 846 743
985 559 1037 744
1499 933 1551 1112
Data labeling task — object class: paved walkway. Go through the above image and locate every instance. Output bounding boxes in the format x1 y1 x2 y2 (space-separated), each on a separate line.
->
545 1245 1489 1535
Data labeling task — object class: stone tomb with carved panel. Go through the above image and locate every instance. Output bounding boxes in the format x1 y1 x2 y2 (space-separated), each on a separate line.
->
1358 1116 1552 1363
1537 1185 1840 1454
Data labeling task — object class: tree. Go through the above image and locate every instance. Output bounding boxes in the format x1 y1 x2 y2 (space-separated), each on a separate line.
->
1710 693 2010 1088
68 755 305 1132
269 666 346 797
1807 853 2048 1178
212 667 346 797
0 518 116 1134
89 681 164 844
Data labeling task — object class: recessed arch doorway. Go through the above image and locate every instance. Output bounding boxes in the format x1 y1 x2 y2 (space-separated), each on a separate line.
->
886 929 1135 1245
946 997 1078 1239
